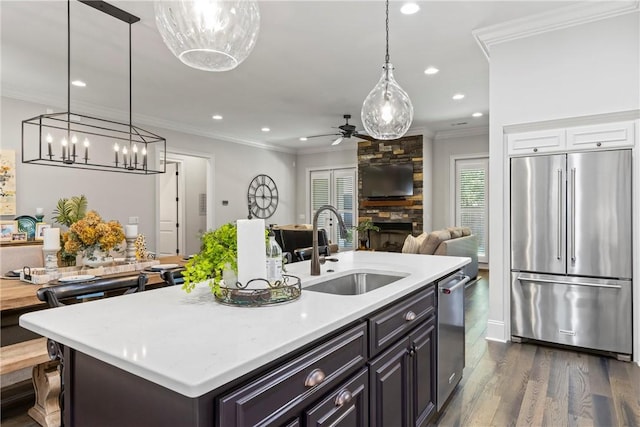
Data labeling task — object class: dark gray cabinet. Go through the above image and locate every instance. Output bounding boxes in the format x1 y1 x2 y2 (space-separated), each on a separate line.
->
409 318 437 427
368 285 436 357
369 289 437 427
369 336 411 427
218 323 367 426
304 367 369 427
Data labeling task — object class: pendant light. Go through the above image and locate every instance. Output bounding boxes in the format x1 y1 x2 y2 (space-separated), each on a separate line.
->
361 0 413 140
154 0 260 72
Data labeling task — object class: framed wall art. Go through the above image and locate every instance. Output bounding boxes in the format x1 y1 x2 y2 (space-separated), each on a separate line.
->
0 150 16 215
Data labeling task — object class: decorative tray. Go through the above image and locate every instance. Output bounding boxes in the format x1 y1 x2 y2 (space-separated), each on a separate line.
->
215 275 301 307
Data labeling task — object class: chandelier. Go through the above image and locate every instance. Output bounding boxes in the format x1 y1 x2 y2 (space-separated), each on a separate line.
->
21 0 166 175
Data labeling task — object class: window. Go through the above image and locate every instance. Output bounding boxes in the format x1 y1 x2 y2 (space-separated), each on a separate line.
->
310 168 356 251
454 157 489 263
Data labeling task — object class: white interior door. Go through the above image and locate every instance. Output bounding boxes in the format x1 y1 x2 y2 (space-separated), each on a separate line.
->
159 162 183 256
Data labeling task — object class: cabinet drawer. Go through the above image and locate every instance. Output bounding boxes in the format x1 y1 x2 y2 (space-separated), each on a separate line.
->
218 323 367 427
507 129 566 155
304 367 369 427
368 285 435 356
567 121 634 149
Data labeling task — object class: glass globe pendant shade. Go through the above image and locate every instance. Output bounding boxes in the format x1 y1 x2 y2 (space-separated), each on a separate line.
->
154 0 260 72
361 63 414 140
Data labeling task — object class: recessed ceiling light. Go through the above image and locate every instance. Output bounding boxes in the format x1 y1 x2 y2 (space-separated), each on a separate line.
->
452 93 465 100
71 80 86 87
212 114 223 120
400 3 420 15
424 67 439 75
472 112 483 118
299 137 308 141
261 127 270 132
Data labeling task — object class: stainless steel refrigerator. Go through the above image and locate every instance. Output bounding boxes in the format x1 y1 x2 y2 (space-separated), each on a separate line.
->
510 149 632 360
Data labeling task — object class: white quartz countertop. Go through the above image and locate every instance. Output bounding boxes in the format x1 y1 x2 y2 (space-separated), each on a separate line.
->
20 251 469 398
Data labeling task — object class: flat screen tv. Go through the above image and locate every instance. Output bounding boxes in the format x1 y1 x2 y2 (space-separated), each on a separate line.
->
361 163 414 198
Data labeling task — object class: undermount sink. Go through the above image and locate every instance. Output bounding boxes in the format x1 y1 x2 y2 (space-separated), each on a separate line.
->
305 272 407 295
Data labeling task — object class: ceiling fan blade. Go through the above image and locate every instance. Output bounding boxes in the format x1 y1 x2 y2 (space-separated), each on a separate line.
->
305 133 342 139
332 136 344 146
354 132 376 142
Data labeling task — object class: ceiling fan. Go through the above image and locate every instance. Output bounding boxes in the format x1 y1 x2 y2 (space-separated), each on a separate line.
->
304 114 376 145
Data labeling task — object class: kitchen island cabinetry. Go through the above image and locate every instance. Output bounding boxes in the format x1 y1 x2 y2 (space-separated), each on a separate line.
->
369 316 436 427
20 252 469 426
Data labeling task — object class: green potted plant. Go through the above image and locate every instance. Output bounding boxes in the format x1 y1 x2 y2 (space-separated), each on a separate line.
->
182 223 239 296
52 195 88 266
354 220 380 249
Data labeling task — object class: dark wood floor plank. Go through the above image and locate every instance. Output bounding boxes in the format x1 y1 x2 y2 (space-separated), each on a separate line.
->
489 343 537 427
609 359 640 427
592 394 617 427
567 352 593 424
588 353 612 397
515 346 552 427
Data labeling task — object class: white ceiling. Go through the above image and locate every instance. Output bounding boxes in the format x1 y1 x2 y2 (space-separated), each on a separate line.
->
1 1 578 151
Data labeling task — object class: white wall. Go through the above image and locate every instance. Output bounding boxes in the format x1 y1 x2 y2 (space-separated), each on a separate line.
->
1 96 297 251
295 146 357 223
422 136 433 233
432 130 489 231
487 12 640 364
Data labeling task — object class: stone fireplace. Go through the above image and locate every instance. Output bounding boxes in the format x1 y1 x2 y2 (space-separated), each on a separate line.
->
369 222 413 252
357 135 423 253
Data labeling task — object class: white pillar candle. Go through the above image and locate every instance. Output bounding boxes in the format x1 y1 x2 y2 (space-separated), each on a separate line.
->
36 207 44 216
236 219 267 286
125 224 138 238
43 228 61 251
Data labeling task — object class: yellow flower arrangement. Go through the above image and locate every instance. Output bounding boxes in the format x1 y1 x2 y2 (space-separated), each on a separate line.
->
64 210 125 260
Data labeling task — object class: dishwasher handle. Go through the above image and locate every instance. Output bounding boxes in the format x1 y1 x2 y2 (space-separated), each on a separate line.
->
439 276 470 294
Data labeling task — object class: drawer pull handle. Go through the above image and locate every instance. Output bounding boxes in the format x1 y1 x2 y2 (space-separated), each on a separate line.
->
304 368 326 387
335 389 353 406
404 311 417 321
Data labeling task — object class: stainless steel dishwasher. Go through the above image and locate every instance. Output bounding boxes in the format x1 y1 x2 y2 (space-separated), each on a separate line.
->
437 270 469 411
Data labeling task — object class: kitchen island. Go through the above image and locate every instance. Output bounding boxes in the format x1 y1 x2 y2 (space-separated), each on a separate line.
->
20 251 469 426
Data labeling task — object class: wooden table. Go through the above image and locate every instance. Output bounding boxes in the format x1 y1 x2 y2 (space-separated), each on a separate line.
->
0 256 189 426
0 255 187 312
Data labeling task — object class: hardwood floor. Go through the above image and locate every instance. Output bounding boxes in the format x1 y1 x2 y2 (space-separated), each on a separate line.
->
437 271 640 427
3 271 639 426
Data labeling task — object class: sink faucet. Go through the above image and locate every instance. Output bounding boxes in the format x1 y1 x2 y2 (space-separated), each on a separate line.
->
311 205 348 276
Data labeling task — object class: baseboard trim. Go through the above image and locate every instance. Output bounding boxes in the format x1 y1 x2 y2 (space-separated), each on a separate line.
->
486 319 507 341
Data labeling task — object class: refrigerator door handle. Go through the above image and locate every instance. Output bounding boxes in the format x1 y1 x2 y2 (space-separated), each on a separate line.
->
557 169 562 261
516 276 622 289
570 167 576 262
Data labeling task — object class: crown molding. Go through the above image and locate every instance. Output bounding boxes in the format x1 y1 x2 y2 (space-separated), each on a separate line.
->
473 1 640 60
503 110 640 134
1 86 296 155
296 142 358 156
435 126 489 141
407 126 435 140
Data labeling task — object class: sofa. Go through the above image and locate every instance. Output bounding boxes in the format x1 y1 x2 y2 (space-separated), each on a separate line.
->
401 227 478 280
